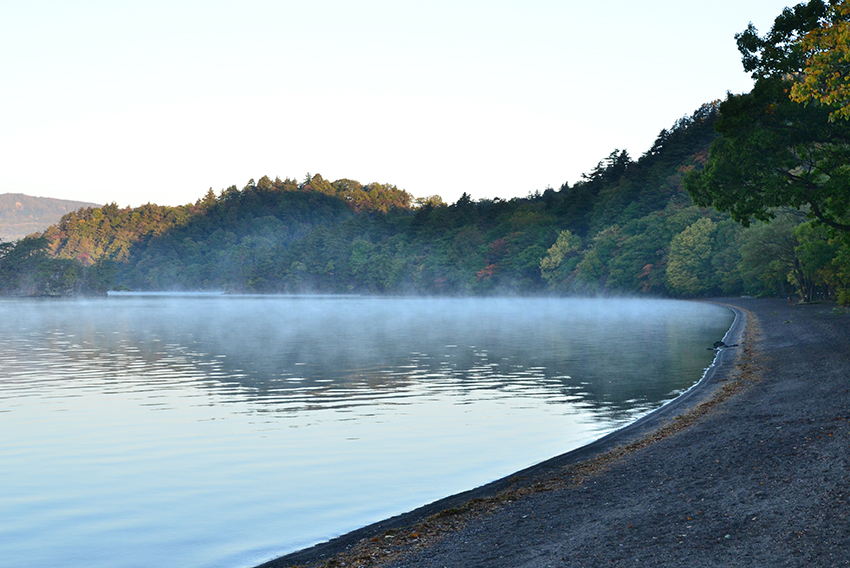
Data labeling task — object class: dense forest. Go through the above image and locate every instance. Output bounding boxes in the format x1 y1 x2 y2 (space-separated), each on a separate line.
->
1 0 849 304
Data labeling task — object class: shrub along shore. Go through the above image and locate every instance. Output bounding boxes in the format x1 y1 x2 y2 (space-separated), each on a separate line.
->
259 297 849 568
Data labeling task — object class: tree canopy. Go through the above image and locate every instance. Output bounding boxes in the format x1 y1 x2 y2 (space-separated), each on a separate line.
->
686 0 850 233
790 1 850 120
4 27 850 304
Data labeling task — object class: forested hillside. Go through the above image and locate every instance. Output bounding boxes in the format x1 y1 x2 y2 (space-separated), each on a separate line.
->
2 96 843 303
6 104 715 296
4 0 850 306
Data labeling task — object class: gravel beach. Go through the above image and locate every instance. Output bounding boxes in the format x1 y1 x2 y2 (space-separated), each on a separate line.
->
260 298 850 568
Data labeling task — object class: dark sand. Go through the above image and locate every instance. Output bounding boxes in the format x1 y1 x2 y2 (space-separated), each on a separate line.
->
259 298 850 568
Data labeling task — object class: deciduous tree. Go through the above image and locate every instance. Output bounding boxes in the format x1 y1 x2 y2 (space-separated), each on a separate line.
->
686 0 850 233
790 2 850 121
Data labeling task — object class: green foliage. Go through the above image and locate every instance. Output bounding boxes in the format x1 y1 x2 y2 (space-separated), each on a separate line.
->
11 5 850 302
733 209 850 302
12 90 849 302
738 212 801 296
0 235 110 296
9 102 733 297
793 220 848 301
790 2 850 121
735 0 835 80
687 1 850 233
680 0 850 303
665 218 720 296
685 77 850 232
833 234 850 304
540 230 582 290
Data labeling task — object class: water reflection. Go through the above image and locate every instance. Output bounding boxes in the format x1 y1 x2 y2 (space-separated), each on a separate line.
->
5 296 727 413
0 296 732 568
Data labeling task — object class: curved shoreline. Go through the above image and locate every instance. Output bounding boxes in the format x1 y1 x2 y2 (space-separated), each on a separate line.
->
258 300 750 568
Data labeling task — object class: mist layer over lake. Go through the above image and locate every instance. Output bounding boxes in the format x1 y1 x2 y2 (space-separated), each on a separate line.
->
0 295 732 568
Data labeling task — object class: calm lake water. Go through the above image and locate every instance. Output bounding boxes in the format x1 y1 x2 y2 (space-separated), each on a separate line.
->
0 295 733 568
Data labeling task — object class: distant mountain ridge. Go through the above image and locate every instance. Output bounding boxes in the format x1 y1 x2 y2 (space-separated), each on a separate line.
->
0 193 100 241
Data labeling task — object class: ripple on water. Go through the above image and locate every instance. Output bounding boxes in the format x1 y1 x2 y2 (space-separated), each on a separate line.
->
0 296 732 568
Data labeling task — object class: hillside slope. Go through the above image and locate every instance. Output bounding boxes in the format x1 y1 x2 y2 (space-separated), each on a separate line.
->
0 193 99 241
10 100 846 302
36 104 724 295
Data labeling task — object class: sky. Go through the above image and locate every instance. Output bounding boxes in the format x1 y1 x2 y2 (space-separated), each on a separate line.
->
1 0 792 208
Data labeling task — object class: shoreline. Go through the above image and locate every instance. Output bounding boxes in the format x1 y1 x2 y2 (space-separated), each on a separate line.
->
259 299 764 568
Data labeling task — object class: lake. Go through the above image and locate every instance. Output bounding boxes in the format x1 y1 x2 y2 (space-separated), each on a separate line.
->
0 295 733 568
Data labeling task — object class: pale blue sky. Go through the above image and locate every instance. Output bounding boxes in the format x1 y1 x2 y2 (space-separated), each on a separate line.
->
1 0 789 207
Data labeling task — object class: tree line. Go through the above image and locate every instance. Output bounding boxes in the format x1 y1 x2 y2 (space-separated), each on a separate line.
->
1 0 848 302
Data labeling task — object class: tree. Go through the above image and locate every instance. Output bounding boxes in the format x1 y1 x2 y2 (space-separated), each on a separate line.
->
737 210 805 297
200 188 217 209
665 218 718 296
793 220 847 300
735 0 835 80
0 235 110 296
571 226 621 291
539 229 582 289
413 195 445 208
685 0 850 233
790 2 850 121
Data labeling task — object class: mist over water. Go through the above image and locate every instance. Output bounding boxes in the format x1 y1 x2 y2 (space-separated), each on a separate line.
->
0 295 732 568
